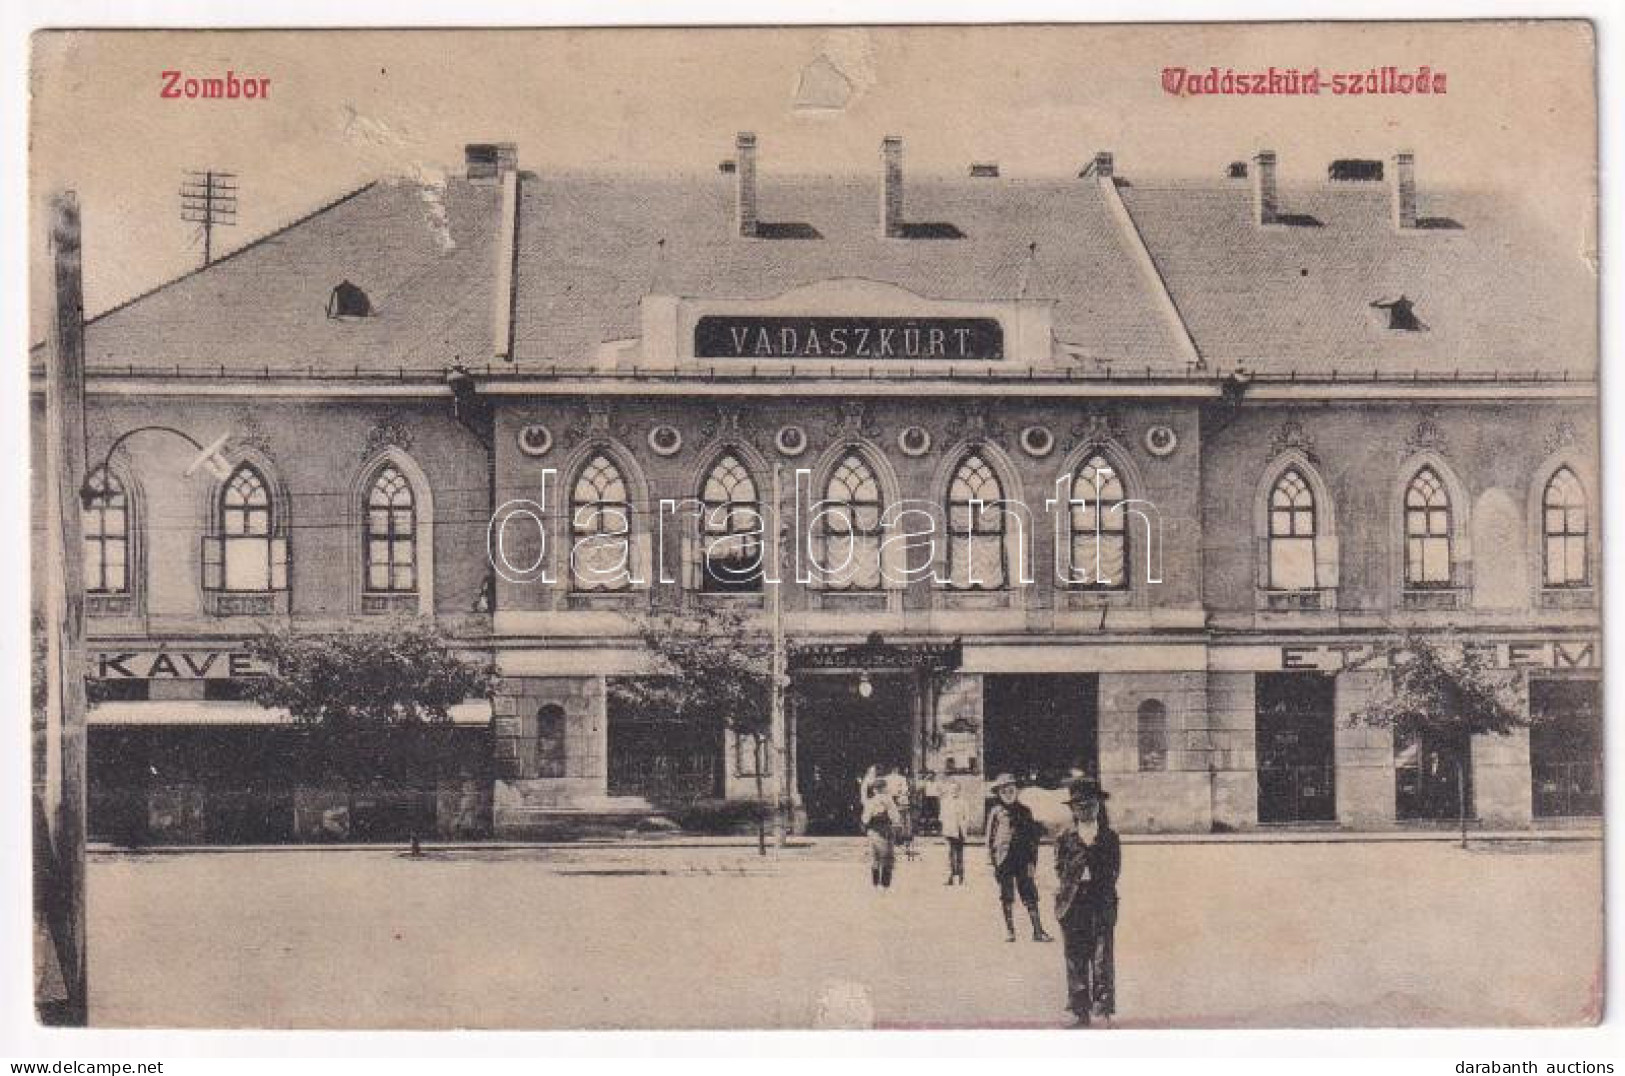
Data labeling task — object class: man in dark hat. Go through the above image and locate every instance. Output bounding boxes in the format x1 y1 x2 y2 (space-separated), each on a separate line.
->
985 773 1053 943
1053 776 1120 1027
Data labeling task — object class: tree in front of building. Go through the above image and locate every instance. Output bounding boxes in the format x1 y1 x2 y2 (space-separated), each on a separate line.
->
247 621 495 851
611 602 774 853
1347 630 1524 848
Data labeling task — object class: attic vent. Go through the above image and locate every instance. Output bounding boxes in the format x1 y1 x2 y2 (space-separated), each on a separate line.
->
1227 161 1248 179
327 280 371 319
1329 159 1383 182
1370 295 1425 332
969 162 1000 178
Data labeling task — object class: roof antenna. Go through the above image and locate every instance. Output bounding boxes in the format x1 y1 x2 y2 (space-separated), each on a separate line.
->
181 169 238 267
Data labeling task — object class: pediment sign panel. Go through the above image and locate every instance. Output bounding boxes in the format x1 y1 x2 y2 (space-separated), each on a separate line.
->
637 277 1055 367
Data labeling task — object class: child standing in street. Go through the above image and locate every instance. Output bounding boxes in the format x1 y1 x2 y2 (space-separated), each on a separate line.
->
939 781 970 885
860 778 902 890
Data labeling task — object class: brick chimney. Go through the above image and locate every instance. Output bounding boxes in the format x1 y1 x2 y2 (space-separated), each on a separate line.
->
1392 150 1418 229
880 136 904 238
1093 151 1114 179
465 142 518 182
1252 149 1279 225
735 132 759 238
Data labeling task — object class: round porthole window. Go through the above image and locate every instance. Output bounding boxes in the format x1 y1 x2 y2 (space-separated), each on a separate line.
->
517 424 552 457
897 426 932 457
776 425 808 457
1019 425 1055 458
1144 425 1179 457
648 425 683 456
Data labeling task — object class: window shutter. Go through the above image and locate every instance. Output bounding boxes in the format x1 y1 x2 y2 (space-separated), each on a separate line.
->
201 535 224 591
270 536 290 591
1314 534 1340 588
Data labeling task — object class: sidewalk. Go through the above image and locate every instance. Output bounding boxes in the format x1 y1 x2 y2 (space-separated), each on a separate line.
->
86 824 1601 855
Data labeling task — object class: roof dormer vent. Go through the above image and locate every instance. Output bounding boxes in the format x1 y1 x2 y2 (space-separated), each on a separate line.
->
326 280 371 319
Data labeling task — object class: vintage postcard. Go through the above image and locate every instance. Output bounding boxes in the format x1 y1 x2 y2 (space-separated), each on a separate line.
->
27 22 1601 1031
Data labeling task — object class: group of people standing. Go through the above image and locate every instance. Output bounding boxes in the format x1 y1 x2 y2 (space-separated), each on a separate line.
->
859 768 1120 1028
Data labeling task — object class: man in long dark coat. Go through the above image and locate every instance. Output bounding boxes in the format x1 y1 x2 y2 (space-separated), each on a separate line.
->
1053 776 1121 1027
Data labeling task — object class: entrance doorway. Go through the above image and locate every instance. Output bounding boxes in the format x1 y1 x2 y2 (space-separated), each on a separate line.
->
794 673 913 835
1529 678 1602 818
1395 729 1472 822
983 674 1098 788
1255 672 1336 824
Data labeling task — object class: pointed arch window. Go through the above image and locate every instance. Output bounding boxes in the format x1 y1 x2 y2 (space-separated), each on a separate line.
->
816 452 883 590
1268 468 1317 590
1542 467 1588 588
571 454 633 591
363 464 417 593
1404 467 1453 587
82 469 129 595
700 453 763 592
204 463 287 593
1068 453 1127 589
946 452 1006 589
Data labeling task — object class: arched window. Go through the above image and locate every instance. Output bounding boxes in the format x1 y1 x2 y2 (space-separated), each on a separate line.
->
1137 699 1169 772
1404 467 1453 587
204 463 287 593
946 452 1006 589
1068 453 1127 589
816 452 883 590
699 454 763 592
1542 467 1588 588
1268 468 1317 590
571 454 632 591
363 464 417 594
82 469 128 595
535 703 567 778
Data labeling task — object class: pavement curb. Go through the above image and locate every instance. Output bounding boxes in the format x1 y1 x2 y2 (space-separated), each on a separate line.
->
88 829 1601 855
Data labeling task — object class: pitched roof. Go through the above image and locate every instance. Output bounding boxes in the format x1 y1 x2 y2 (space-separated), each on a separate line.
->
51 178 500 373
1118 181 1596 376
40 164 1595 383
509 172 1185 367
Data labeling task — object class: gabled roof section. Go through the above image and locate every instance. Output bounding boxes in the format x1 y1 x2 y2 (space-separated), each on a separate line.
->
509 172 1187 368
39 178 501 373
1118 182 1596 376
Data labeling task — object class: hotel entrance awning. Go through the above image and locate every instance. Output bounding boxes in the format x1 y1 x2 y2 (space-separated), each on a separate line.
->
788 632 962 673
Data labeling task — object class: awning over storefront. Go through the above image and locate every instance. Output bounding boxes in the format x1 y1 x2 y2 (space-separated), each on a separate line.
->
88 699 495 727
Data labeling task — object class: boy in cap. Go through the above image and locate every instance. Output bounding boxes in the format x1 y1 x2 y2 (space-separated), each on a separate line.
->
984 773 1054 943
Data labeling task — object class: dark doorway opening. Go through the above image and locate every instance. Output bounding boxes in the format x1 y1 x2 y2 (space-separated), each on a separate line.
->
794 673 913 835
982 674 1098 788
1395 729 1473 822
1529 678 1602 818
1256 672 1336 824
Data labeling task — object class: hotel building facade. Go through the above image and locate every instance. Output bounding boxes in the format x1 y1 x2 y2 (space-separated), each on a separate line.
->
32 136 1600 841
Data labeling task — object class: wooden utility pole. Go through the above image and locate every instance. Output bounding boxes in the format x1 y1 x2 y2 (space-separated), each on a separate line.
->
770 462 790 847
42 190 89 1025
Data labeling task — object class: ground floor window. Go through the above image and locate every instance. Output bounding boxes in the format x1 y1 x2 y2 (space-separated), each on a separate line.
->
1394 729 1472 822
605 684 724 805
1255 672 1336 824
1529 678 1602 818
